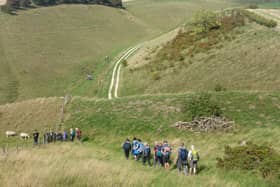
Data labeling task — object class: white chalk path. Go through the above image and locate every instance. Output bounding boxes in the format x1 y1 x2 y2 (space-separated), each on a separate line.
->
108 45 140 99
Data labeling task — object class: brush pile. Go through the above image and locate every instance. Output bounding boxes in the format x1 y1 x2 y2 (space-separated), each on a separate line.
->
171 117 234 132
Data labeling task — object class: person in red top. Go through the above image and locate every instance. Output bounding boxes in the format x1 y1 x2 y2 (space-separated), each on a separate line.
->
76 128 82 141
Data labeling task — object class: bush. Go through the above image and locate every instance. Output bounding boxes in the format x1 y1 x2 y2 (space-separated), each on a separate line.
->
247 4 259 9
81 136 89 142
239 9 277 28
214 84 226 92
152 72 161 80
191 10 221 34
187 92 222 120
121 59 128 67
217 142 280 180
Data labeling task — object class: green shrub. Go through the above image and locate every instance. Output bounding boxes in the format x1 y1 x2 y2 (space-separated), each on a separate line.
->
187 92 222 120
191 10 221 34
247 4 259 9
214 84 226 92
122 59 128 67
81 136 89 142
217 142 280 180
152 72 161 80
239 9 277 28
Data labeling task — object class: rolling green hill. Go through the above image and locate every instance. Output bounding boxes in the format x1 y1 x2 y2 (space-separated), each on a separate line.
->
1 92 280 186
1 1 280 187
0 0 237 104
120 14 280 96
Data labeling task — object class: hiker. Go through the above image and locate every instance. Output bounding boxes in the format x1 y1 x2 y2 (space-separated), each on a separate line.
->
76 128 82 141
176 143 188 175
56 132 63 142
154 142 163 167
142 143 152 166
161 140 172 169
63 130 68 141
132 137 138 160
122 138 132 160
136 139 144 161
188 145 200 175
52 131 57 143
32 129 39 145
49 130 55 143
70 128 75 141
132 139 144 161
43 132 48 144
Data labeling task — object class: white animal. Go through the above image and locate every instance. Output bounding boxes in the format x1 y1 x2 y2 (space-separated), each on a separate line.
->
6 131 16 138
20 132 30 139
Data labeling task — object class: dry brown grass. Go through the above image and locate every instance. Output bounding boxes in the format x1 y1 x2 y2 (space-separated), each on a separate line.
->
0 97 63 140
0 143 153 187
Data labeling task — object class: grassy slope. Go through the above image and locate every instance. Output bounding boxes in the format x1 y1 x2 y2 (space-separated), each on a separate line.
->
0 4 152 104
120 24 280 96
1 92 280 186
0 0 237 104
0 97 63 143
63 92 280 187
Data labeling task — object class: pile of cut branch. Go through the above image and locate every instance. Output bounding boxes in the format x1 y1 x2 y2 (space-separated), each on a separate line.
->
171 117 234 132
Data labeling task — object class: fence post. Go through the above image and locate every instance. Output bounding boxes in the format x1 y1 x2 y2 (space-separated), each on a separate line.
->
5 143 8 155
2 144 5 154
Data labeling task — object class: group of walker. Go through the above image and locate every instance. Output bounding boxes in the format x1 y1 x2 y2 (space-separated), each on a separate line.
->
32 128 82 145
122 138 200 175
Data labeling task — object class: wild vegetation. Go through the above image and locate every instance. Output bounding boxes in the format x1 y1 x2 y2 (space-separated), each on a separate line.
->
0 0 236 104
121 9 280 96
1 0 122 13
217 142 280 180
240 9 277 27
1 0 280 186
1 92 280 186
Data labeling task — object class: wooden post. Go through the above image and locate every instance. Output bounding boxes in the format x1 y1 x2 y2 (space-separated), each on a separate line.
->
2 144 5 154
5 143 8 154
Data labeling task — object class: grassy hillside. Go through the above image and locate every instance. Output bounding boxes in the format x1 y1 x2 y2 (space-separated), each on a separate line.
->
1 1 280 186
0 4 153 104
0 0 237 104
0 97 63 143
120 17 280 96
1 92 280 186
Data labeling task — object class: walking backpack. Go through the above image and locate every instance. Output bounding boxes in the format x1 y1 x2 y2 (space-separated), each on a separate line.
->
156 146 162 157
191 150 199 161
180 148 188 161
144 147 151 156
123 142 131 150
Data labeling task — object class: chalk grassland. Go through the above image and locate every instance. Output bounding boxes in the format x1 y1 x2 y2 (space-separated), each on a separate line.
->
249 9 280 29
0 97 62 143
1 92 279 186
0 0 237 104
0 4 153 104
0 143 257 187
120 24 280 96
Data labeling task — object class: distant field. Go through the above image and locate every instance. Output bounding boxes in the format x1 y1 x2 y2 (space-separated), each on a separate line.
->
0 0 237 104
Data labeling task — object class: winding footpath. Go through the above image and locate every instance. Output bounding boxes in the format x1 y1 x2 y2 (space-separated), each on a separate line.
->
108 45 140 99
